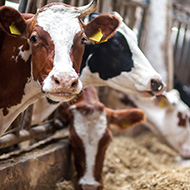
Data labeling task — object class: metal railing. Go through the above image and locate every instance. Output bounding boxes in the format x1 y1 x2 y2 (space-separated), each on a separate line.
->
172 3 190 85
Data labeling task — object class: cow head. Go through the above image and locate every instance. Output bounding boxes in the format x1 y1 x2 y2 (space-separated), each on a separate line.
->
117 88 190 158
155 90 190 158
0 1 120 103
80 12 166 97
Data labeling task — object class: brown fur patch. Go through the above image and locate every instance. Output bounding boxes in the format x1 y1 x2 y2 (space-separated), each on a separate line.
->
70 31 85 73
31 26 54 83
0 32 31 115
177 112 187 128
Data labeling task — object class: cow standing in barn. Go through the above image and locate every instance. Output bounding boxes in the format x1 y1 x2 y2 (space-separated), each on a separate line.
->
58 86 146 190
116 89 190 158
0 0 121 136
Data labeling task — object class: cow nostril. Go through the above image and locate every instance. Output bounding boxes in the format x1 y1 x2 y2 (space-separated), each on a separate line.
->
151 79 163 91
71 79 78 88
55 79 60 85
52 75 60 85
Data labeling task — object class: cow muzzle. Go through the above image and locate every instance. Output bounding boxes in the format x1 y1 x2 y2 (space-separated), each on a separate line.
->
138 78 166 97
42 74 83 103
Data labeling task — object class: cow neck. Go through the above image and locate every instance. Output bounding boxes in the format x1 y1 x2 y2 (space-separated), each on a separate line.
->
80 45 106 88
0 31 35 116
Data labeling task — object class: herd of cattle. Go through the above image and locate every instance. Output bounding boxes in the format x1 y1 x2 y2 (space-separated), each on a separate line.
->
0 0 190 189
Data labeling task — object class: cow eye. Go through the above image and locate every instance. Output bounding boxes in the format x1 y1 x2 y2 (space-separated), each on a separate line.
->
81 38 87 44
30 35 38 43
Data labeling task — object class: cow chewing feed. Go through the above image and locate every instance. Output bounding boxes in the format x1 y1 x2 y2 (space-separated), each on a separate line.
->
118 89 190 158
55 87 145 190
0 1 120 136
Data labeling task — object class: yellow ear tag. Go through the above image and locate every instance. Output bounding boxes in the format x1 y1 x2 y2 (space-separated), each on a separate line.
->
121 121 131 129
159 100 165 108
89 28 103 42
9 22 21 36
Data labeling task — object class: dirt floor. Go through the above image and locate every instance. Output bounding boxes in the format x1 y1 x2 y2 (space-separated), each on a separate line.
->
56 131 190 190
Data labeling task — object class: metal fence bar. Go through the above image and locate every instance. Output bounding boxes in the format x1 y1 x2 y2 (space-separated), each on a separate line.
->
0 125 58 149
18 0 28 13
0 0 5 6
26 0 37 13
40 0 47 8
172 3 190 84
62 0 71 4
179 24 188 67
173 21 182 67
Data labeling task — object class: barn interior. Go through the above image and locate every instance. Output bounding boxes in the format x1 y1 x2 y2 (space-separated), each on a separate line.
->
0 0 190 189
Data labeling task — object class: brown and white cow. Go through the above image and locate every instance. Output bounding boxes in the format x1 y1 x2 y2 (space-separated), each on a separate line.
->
0 1 120 136
55 87 145 190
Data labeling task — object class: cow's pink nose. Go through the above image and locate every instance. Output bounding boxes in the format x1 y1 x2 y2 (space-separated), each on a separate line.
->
150 78 166 95
52 75 79 91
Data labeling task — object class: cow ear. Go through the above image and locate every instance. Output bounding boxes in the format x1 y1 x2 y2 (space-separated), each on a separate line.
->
0 6 27 37
105 107 146 130
83 14 120 43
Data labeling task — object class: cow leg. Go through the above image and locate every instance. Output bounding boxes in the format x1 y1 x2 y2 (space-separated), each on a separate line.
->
69 126 86 189
93 128 112 190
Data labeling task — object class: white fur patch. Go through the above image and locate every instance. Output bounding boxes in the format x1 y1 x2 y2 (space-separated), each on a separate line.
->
72 108 107 186
18 41 32 62
37 4 82 93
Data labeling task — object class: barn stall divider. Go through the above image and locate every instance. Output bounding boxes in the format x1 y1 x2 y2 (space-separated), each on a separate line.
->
0 0 184 189
172 3 190 85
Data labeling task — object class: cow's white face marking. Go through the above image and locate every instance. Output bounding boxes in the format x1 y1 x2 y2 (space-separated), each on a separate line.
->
71 107 107 186
37 4 83 95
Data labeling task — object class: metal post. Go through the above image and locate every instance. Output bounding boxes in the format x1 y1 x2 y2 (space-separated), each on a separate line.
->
0 0 5 6
26 0 37 13
40 0 47 8
18 0 28 13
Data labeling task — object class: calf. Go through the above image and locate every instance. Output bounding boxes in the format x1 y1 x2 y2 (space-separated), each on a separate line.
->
0 1 120 135
118 89 190 158
57 87 145 190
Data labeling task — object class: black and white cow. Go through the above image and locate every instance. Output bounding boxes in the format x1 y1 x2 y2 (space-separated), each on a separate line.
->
32 12 166 126
81 12 165 96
